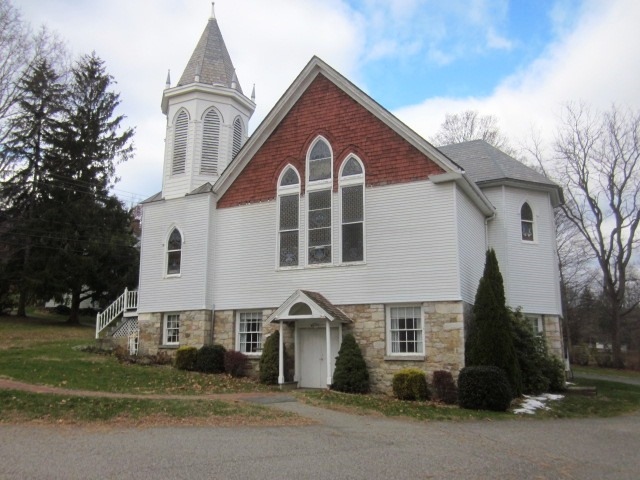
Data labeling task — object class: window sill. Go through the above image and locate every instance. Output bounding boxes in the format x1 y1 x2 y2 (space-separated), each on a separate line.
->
277 261 366 271
164 274 182 279
160 345 179 349
384 355 425 362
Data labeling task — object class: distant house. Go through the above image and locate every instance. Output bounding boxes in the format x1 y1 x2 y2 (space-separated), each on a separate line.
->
98 10 564 392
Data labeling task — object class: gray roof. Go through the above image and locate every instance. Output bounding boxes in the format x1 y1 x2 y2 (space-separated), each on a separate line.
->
177 17 242 93
300 290 352 324
438 140 557 187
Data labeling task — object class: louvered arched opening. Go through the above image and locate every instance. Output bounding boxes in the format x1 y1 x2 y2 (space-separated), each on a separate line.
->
232 117 243 160
201 108 221 175
172 110 189 175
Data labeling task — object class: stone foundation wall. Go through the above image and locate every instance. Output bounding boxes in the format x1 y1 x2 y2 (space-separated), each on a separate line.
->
341 301 465 393
137 310 212 356
543 315 563 358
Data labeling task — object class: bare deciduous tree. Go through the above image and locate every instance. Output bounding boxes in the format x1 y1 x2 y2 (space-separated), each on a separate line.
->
548 103 640 367
0 0 66 164
431 110 516 156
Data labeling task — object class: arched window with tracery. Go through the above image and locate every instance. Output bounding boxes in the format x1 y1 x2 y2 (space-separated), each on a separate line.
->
167 228 182 275
340 155 365 262
278 166 300 267
306 138 333 264
521 202 534 241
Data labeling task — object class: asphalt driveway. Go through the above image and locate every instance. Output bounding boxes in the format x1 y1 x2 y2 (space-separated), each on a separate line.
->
1 399 638 479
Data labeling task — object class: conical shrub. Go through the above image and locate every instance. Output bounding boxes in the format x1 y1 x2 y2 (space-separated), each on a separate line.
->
331 334 370 393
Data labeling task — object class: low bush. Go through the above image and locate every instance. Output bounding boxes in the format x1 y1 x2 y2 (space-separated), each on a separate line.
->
224 350 249 377
174 346 198 371
331 334 370 394
392 368 430 401
431 370 458 404
542 354 566 392
458 366 512 412
194 344 226 373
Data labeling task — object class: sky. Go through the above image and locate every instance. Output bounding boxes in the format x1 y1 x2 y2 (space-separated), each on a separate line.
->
13 0 640 205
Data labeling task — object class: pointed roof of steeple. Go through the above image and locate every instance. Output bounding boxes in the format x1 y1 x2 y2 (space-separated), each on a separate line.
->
177 9 242 93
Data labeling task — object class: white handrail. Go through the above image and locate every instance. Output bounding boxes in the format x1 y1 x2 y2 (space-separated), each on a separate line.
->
95 288 138 338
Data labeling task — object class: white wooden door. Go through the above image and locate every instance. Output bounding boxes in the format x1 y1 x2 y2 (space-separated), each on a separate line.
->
299 327 340 388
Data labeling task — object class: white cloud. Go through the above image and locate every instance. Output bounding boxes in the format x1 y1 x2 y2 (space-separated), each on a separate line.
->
395 0 640 150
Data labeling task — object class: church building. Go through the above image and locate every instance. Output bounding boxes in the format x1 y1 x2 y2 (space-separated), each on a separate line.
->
101 8 564 392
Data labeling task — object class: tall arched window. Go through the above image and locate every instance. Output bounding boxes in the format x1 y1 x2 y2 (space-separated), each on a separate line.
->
167 228 182 275
232 117 244 160
521 202 534 241
307 138 333 264
340 155 365 262
201 108 221 174
172 110 189 175
278 166 300 267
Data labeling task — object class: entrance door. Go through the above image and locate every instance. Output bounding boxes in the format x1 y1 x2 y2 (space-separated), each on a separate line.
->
299 327 340 388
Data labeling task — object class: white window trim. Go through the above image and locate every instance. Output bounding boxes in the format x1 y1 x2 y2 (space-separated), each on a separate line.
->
339 155 366 265
165 226 184 278
276 166 301 270
235 310 264 356
306 137 334 267
385 304 425 358
520 201 537 244
526 314 544 336
163 313 180 346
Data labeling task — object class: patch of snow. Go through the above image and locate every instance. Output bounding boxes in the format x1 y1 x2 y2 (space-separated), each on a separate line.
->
513 393 564 415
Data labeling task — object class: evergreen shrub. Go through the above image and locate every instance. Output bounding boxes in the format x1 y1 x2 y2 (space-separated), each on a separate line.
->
431 370 458 404
466 249 522 397
458 366 512 412
195 344 226 373
392 368 430 401
174 346 198 371
224 350 249 377
542 354 566 392
259 331 281 384
331 334 370 393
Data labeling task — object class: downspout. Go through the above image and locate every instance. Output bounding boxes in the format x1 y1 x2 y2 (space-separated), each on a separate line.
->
484 213 496 250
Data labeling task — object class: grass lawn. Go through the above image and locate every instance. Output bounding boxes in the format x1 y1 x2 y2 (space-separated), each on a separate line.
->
571 365 640 379
3 311 640 424
298 376 640 421
0 312 295 425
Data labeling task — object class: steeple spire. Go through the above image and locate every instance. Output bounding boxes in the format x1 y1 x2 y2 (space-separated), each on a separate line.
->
210 2 215 19
177 6 242 93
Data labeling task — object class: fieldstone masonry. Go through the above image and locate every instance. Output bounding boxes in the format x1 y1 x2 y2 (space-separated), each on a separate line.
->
138 301 562 394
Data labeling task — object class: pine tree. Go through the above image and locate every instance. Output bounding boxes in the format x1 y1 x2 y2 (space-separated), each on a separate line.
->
331 334 370 393
466 249 522 397
48 53 136 323
0 59 66 316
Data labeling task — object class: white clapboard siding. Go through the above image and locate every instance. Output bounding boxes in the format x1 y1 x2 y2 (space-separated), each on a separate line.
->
456 185 487 304
212 181 462 310
485 186 562 315
138 194 214 313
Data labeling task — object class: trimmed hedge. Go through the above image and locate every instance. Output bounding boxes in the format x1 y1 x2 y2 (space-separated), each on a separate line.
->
458 366 512 412
331 334 370 394
392 368 430 401
174 346 198 371
194 344 226 373
431 370 458 404
224 350 249 378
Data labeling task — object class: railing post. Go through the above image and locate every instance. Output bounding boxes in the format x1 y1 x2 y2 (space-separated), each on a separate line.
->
124 287 129 309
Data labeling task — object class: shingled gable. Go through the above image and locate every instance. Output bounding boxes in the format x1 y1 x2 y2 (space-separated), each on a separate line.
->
213 56 492 214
